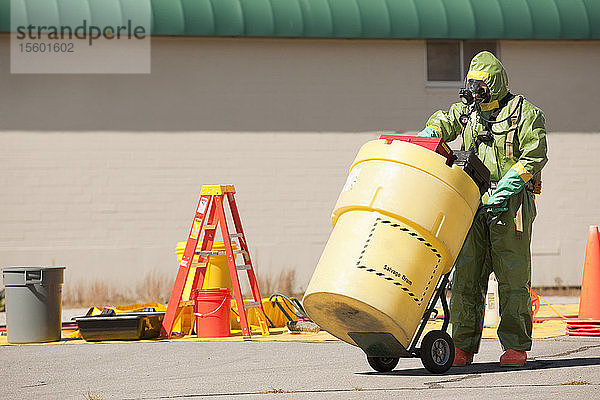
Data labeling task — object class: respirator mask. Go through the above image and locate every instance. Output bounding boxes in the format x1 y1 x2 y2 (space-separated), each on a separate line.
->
459 79 491 106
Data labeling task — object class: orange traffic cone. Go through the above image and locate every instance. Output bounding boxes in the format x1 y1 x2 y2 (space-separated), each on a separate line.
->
567 226 600 336
579 226 600 320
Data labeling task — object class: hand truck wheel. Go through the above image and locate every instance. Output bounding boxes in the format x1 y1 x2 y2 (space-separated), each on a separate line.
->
420 330 454 374
367 356 400 372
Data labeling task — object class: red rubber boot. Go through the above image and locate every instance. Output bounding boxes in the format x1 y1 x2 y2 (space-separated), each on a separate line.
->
453 348 474 366
500 349 527 367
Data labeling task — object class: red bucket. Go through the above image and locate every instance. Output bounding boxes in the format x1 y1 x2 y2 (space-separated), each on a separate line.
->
193 288 232 338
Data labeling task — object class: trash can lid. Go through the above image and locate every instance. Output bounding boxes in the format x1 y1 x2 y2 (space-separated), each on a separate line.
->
2 266 66 286
2 266 66 272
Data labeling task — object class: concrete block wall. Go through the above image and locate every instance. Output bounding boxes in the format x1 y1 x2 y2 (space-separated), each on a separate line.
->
531 133 600 287
0 131 376 294
1 130 598 295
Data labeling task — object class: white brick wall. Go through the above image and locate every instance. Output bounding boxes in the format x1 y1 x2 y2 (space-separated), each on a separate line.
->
0 131 376 293
0 130 598 294
531 133 600 287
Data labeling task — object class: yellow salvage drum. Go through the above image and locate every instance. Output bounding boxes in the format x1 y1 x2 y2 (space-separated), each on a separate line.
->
303 138 481 352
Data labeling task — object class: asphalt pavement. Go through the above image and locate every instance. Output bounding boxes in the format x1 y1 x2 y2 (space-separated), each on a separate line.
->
2 334 600 399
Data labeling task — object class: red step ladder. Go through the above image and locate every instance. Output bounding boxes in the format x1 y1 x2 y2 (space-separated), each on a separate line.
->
160 184 269 338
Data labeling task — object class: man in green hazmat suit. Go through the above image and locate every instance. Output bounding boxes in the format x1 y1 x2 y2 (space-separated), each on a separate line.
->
418 51 547 367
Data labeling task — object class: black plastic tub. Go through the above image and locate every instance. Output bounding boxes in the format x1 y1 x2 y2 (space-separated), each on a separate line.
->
75 312 165 341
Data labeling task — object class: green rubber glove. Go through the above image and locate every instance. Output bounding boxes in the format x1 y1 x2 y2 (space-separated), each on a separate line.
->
486 167 527 214
417 127 440 137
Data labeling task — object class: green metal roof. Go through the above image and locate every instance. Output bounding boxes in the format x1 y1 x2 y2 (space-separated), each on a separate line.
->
1 0 599 39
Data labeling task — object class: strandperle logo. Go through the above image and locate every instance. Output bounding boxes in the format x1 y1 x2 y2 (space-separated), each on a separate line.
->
10 1 151 74
15 19 147 46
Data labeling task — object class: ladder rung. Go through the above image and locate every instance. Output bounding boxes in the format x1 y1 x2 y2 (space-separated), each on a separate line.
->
202 225 216 230
229 233 244 238
181 262 207 270
199 249 247 256
199 250 221 256
181 260 208 268
180 300 194 307
236 264 252 271
244 301 261 309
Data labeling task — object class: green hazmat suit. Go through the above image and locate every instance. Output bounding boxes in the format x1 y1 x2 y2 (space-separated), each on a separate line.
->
423 51 548 352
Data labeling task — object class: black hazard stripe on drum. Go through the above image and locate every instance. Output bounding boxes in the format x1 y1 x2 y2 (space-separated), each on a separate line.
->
355 218 442 305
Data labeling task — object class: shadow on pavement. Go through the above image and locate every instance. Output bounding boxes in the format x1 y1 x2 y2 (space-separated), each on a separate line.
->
358 357 600 376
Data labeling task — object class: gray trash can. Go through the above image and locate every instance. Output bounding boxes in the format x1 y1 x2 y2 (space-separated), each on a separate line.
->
2 266 65 343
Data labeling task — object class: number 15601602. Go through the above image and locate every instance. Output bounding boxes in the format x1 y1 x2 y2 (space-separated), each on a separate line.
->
19 42 75 53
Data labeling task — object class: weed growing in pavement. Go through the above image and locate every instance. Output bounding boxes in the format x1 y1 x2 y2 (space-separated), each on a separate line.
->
256 268 303 297
561 381 590 385
134 269 174 303
62 266 303 308
263 388 292 394
64 279 109 307
84 391 104 400
532 284 580 297
63 270 174 308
